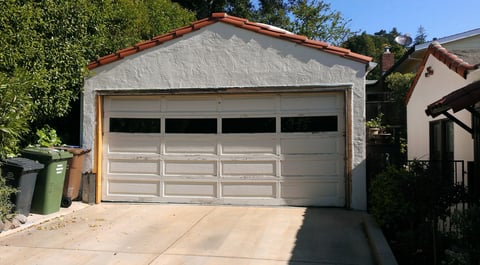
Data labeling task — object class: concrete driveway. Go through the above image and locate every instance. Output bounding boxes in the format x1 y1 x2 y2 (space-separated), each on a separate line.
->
0 203 382 265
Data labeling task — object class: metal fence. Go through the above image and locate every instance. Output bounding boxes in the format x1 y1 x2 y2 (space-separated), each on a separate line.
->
406 160 469 232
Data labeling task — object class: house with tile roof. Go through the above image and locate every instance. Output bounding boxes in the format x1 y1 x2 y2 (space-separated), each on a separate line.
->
405 30 480 189
81 13 374 210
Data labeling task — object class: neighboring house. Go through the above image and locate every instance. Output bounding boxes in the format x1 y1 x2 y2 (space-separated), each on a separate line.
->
368 29 480 124
81 13 374 210
387 28 480 76
405 32 480 183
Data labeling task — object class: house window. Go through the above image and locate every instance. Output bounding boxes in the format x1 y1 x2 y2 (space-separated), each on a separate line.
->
109 118 160 133
222 118 276 133
166 118 217 134
281 116 337 133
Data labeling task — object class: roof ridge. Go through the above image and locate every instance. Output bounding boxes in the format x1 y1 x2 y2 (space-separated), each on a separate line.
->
429 41 478 78
87 13 372 70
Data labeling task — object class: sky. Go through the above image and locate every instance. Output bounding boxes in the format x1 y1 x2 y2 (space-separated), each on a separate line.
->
328 0 479 40
253 0 479 41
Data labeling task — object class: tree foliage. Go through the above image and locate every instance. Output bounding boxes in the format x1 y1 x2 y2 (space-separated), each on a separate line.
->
415 25 428 45
0 0 195 154
370 163 467 264
342 28 408 80
0 72 33 158
287 0 353 45
174 0 355 44
385 72 415 103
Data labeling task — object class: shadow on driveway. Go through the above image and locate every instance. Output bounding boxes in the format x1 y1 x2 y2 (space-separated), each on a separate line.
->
289 208 374 264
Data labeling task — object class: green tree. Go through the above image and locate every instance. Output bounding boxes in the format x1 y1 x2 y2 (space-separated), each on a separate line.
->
174 0 354 44
0 0 195 145
287 0 354 45
225 0 255 19
255 0 290 28
0 72 33 158
415 25 428 45
342 28 407 80
172 0 228 19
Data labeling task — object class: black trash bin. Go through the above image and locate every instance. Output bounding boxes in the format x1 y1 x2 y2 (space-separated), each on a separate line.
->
1 157 44 216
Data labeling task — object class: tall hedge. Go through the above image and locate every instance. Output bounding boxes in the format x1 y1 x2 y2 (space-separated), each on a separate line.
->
0 0 195 156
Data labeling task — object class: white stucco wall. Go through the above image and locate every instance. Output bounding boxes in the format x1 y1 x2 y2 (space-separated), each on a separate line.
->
407 55 474 162
82 22 369 209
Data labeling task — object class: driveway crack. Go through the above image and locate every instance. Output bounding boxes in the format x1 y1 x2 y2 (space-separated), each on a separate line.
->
147 206 216 264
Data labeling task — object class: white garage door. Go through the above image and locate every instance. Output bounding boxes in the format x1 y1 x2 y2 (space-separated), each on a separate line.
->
102 93 345 206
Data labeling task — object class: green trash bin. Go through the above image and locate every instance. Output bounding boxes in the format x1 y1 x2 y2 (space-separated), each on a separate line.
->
21 147 73 214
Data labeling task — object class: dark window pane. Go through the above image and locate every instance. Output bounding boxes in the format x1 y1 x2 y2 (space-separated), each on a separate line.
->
222 118 276 133
110 118 160 133
166 118 217 134
281 116 337 132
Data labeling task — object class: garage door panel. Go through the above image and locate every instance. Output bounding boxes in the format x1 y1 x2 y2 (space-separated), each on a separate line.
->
108 134 160 154
282 157 342 177
164 182 217 197
280 94 341 112
164 97 217 113
103 93 346 206
165 136 217 154
165 160 217 176
108 179 160 196
221 97 276 112
106 96 162 112
281 180 343 201
109 159 160 175
222 161 276 176
281 136 342 154
222 182 276 198
222 137 276 154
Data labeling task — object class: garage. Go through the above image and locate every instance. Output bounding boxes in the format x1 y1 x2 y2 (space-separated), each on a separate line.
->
82 13 373 209
102 93 345 206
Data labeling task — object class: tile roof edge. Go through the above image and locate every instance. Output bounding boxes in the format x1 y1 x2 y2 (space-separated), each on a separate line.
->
87 13 372 70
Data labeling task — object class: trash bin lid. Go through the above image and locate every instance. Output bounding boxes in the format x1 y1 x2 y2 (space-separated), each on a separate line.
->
1 157 44 171
21 147 74 161
55 146 91 155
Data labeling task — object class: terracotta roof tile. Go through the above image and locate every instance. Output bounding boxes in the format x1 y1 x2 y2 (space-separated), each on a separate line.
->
192 19 216 29
405 42 480 104
152 34 175 43
117 47 138 57
87 13 372 70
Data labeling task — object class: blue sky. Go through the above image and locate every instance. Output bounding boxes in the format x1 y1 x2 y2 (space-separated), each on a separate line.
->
252 0 479 41
329 0 479 40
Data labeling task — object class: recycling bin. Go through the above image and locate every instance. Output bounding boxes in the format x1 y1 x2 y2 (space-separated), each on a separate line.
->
1 157 44 216
55 146 91 207
20 147 73 214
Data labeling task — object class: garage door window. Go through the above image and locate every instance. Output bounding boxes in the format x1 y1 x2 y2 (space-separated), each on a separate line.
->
281 116 337 132
109 118 160 133
166 118 217 134
222 118 276 133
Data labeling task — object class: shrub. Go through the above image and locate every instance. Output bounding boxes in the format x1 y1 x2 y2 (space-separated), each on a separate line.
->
370 162 467 264
35 126 62 147
0 173 16 222
443 205 480 264
0 72 33 159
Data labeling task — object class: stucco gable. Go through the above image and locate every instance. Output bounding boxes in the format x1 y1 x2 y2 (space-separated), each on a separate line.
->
405 42 480 104
87 13 371 70
86 22 368 90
